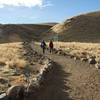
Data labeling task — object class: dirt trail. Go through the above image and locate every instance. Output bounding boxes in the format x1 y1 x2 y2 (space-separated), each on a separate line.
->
47 55 100 100
32 43 100 100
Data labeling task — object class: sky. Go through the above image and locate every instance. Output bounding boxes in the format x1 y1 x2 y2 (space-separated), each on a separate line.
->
0 0 100 24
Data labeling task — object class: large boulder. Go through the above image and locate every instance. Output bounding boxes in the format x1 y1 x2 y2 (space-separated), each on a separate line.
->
6 85 25 100
95 63 100 69
89 58 97 65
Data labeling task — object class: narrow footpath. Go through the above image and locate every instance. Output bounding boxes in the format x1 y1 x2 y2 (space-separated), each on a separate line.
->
32 43 100 100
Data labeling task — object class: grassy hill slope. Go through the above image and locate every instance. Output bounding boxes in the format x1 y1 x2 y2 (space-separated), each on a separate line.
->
0 23 56 43
45 11 100 42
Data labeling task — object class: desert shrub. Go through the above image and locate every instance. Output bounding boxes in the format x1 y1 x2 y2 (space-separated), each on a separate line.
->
8 59 27 69
11 75 26 85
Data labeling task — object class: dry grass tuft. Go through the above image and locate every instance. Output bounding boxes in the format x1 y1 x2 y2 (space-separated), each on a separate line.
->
0 42 27 91
54 42 100 62
11 75 26 85
7 59 27 69
14 59 27 69
0 59 6 66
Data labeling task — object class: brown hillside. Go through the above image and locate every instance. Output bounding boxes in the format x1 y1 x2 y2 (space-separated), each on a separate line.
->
0 23 56 43
45 11 100 42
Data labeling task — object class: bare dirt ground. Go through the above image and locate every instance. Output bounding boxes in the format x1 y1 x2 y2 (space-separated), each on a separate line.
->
33 43 100 100
0 42 100 100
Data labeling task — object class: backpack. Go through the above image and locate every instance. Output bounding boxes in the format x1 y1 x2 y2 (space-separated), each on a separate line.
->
49 42 53 48
41 41 46 48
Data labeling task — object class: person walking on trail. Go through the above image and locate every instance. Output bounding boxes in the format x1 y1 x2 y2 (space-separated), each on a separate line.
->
49 40 54 53
40 40 46 54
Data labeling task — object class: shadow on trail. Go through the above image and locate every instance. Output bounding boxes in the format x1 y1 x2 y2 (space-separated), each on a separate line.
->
21 41 73 100
39 62 73 100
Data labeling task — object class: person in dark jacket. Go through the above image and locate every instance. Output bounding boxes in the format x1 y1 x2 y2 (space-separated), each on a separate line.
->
49 40 54 53
40 40 46 54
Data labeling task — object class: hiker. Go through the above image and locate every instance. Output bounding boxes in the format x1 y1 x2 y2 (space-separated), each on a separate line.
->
49 40 54 53
40 40 46 54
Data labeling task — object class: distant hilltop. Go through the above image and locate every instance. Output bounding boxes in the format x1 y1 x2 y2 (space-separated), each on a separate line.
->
44 11 100 43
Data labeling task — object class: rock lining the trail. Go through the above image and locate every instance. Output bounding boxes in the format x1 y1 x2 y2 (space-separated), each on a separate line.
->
0 42 54 100
0 58 54 100
55 48 100 69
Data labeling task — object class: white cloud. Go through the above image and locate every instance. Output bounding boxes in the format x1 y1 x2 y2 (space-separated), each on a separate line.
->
0 0 43 8
40 1 53 8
